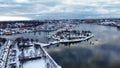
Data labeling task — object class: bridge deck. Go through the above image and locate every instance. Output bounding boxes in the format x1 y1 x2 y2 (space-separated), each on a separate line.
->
23 59 46 68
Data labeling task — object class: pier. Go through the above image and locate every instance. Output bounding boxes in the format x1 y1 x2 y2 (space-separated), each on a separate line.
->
0 40 61 68
0 22 94 68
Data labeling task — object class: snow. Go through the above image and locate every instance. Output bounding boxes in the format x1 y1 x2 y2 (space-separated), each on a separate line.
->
34 42 50 47
0 40 62 68
23 59 46 68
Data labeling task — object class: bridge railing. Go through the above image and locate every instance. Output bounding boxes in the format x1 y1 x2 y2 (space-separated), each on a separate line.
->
35 43 61 68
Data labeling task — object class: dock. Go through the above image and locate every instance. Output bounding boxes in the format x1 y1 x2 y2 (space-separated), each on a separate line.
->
0 40 61 68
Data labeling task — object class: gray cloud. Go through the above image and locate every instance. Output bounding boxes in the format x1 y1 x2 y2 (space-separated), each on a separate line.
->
0 0 120 20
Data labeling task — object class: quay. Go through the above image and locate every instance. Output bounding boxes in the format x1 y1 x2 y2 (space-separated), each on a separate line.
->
0 40 61 68
0 22 93 68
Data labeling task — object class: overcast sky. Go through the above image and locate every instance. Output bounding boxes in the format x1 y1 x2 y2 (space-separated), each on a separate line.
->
0 0 120 20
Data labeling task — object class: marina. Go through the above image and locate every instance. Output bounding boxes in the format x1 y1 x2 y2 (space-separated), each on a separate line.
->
0 22 94 68
0 20 120 68
0 39 61 68
0 0 120 68
52 29 94 43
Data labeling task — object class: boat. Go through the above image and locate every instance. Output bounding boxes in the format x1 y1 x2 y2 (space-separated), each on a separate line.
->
4 30 12 35
52 29 94 43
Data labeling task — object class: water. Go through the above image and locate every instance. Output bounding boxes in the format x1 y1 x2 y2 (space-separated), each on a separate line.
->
45 24 120 68
0 32 48 43
1 23 120 68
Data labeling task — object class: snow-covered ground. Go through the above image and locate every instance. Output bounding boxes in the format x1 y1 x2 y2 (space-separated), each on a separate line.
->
23 59 46 68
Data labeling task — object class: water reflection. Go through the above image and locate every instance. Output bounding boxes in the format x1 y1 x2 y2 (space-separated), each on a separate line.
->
46 24 120 68
1 23 120 68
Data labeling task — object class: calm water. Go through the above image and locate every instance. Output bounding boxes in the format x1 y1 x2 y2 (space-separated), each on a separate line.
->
46 24 120 68
1 24 120 68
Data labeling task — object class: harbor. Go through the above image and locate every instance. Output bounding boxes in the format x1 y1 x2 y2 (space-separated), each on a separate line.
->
0 0 120 68
1 0 120 68
0 21 95 68
0 39 61 68
0 20 120 68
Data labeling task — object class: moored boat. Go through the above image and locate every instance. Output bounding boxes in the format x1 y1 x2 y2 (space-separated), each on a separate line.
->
4 30 12 35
